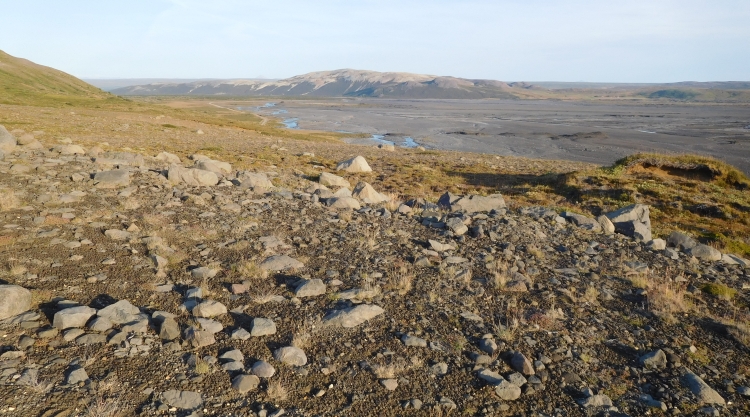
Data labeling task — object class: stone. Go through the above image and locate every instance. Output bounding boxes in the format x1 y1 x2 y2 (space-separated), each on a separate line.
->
97 300 142 324
0 125 17 153
93 170 131 188
76 333 107 345
53 306 96 329
294 279 326 297
196 159 231 175
336 156 372 173
65 367 89 385
53 144 86 155
327 196 361 210
16 368 39 386
562 212 601 232
667 231 697 251
681 369 726 405
723 254 750 267
231 328 251 341
401 334 428 347
274 346 307 366
437 192 506 213
250 318 277 336
495 379 522 400
190 267 218 279
445 217 469 235
167 164 219 187
219 349 245 362
580 394 613 408
647 238 667 251
0 285 32 321
259 255 304 271
184 326 216 348
192 300 227 318
155 152 181 164
687 244 722 261
430 362 448 375
378 143 395 151
251 360 276 378
352 182 389 204
88 317 113 332
162 390 203 410
380 378 398 390
606 204 652 241
104 229 131 241
160 317 181 341
509 351 535 375
429 240 454 252
639 349 667 369
236 171 274 188
477 369 505 385
507 372 527 387
196 317 224 334
323 304 385 328
319 172 350 188
232 374 260 393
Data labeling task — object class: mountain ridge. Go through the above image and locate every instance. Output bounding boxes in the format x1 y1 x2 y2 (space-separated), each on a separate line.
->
111 69 518 99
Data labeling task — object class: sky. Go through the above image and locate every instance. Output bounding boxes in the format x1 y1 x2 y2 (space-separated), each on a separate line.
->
2 0 749 82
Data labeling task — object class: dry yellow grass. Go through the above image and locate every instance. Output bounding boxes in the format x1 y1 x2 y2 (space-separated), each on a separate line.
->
266 380 288 402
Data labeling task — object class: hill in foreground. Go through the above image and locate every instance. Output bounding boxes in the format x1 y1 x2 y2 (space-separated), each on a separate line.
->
0 50 117 106
0 120 750 415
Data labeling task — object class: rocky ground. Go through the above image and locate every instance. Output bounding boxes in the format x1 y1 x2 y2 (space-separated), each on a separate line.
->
0 125 749 417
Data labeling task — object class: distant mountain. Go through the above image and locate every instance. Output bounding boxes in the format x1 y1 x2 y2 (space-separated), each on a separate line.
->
111 69 517 99
0 49 110 106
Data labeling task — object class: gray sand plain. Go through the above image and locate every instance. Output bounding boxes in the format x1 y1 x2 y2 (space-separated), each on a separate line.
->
248 98 750 173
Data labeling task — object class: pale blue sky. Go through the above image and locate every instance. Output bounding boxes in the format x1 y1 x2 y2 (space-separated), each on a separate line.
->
2 0 749 82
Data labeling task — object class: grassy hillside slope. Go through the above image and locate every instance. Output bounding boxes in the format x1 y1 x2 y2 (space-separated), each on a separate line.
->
0 50 122 106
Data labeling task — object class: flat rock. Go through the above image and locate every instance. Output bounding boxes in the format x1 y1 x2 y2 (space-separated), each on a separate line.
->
93 170 131 188
104 229 131 241
667 231 697 251
0 285 32 321
327 196 361 210
232 374 260 394
192 300 227 318
65 367 89 385
686 244 722 261
401 334 428 347
495 379 522 401
236 171 274 188
167 164 219 187
681 368 726 405
53 306 96 329
323 304 385 328
155 151 181 164
260 255 304 271
184 326 216 348
97 300 142 324
0 125 16 153
639 349 667 369
162 390 203 410
319 172 350 188
160 317 181 341
250 317 277 336
562 212 601 232
190 266 218 279
294 279 326 297
438 192 506 213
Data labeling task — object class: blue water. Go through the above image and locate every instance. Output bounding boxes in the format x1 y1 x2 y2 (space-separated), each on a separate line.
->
366 134 419 148
272 109 288 115
263 102 277 108
283 118 299 129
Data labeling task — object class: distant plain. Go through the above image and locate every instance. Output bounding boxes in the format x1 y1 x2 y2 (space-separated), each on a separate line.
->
226 98 750 174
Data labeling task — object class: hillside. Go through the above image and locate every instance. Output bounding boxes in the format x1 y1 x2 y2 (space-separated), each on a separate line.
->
0 50 115 106
112 69 518 99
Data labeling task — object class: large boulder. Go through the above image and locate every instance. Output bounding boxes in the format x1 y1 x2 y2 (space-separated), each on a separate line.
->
167 164 219 187
327 197 361 210
605 204 652 242
53 306 96 329
336 156 372 173
438 192 506 213
686 244 722 261
681 369 725 405
155 152 181 164
97 300 143 324
352 182 389 204
667 231 697 251
236 171 274 189
93 170 131 188
0 125 17 153
0 285 32 321
319 172 350 188
53 144 86 155
562 212 601 232
195 159 232 175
